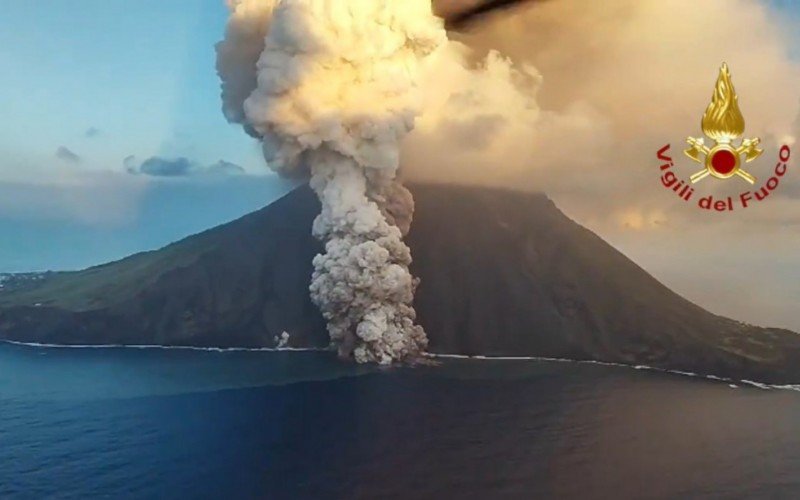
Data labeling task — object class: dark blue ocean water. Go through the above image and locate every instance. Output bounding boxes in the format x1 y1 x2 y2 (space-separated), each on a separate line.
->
2 342 800 499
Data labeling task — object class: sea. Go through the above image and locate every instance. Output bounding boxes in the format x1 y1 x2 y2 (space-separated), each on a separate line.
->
2 342 800 500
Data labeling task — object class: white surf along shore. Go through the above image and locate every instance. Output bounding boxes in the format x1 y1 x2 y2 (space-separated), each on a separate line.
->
428 353 800 393
3 340 799 393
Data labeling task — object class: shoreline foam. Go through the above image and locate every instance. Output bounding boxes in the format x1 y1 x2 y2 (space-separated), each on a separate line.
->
3 340 798 393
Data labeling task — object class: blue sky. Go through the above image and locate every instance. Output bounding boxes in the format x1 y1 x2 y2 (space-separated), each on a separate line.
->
0 1 288 271
0 0 262 172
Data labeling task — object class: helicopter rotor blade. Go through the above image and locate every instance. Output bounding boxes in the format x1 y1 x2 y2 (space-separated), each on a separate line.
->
443 0 549 31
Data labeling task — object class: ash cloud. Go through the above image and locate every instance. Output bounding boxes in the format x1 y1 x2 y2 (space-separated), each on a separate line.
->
214 0 800 353
215 0 276 137
217 0 445 364
405 0 800 232
416 0 800 335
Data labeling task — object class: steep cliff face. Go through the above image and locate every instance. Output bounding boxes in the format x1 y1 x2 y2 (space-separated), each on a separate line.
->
1 184 799 383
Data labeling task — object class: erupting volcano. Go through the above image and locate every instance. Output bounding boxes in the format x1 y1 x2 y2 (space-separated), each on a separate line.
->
217 1 447 364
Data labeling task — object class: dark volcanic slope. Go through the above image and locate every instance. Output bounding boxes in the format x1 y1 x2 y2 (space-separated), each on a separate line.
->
1 184 799 383
0 187 328 349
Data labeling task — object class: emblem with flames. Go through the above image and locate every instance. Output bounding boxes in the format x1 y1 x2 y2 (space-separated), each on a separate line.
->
684 63 763 184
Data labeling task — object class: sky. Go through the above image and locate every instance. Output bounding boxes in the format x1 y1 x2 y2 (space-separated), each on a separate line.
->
0 0 262 172
1 1 800 331
0 0 293 271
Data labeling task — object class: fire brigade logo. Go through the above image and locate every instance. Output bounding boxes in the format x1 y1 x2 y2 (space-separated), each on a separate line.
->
684 63 763 184
655 63 791 212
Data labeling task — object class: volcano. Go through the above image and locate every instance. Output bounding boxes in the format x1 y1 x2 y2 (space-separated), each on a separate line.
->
1 184 799 383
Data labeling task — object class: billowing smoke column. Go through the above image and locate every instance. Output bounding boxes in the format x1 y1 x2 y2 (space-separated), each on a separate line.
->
217 0 446 364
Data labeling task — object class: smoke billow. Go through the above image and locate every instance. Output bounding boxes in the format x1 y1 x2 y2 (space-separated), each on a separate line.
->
408 0 800 232
425 0 800 335
217 0 800 358
216 0 275 133
217 0 445 364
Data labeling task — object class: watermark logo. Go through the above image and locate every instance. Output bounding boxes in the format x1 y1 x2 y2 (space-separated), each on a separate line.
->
684 63 761 184
656 63 790 212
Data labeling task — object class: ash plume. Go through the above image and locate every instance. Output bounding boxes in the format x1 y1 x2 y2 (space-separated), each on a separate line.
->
217 0 445 364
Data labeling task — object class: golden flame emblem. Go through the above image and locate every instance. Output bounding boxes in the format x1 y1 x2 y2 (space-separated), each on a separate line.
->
685 63 762 184
701 63 745 142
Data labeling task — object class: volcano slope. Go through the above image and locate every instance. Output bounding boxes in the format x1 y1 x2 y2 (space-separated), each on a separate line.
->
1 184 799 383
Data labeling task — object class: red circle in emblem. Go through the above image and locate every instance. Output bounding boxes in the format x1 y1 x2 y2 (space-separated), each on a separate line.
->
710 150 737 175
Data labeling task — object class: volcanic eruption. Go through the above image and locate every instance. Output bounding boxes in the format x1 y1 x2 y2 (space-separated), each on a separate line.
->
216 1 446 364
